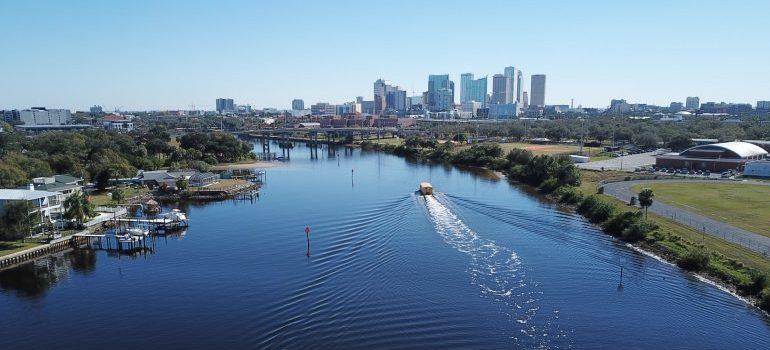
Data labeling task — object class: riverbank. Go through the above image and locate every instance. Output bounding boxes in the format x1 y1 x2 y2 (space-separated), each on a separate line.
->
359 139 770 312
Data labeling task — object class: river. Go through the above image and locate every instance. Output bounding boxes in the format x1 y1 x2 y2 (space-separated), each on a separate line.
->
1 141 769 349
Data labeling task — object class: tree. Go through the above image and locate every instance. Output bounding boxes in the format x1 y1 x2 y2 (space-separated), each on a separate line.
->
0 162 27 187
638 188 654 218
176 179 189 191
64 192 95 228
111 188 125 203
0 201 38 241
633 132 660 149
668 134 693 151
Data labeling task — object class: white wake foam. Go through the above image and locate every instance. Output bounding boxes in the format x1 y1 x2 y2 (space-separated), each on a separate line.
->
424 195 546 342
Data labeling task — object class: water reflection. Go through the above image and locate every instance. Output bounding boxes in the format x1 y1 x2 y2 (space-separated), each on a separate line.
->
0 251 76 298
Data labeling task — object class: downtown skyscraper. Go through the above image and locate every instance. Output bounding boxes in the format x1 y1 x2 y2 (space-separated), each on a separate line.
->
530 74 546 107
374 79 406 115
427 74 454 112
460 73 487 105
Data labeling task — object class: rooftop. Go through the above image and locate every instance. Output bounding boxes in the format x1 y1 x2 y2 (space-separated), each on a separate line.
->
0 189 62 201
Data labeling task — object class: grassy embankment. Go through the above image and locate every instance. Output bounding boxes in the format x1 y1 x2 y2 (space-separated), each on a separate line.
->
630 182 770 238
0 241 41 257
580 170 770 285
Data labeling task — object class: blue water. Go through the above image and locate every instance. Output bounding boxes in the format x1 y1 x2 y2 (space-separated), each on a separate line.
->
1 142 769 349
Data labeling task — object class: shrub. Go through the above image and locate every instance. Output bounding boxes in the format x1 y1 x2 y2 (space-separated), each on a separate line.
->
597 186 605 194
759 290 770 312
577 195 600 215
602 211 640 237
538 177 561 194
589 201 615 223
555 186 583 204
737 273 768 296
677 248 710 271
629 196 637 206
621 219 658 242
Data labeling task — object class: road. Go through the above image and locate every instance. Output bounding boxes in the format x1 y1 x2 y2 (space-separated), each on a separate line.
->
602 179 770 256
577 151 656 171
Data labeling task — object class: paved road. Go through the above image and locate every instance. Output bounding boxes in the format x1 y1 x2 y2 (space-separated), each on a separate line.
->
577 151 656 171
602 179 770 256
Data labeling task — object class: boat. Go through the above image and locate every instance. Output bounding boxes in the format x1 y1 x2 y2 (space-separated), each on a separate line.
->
419 182 433 196
116 227 149 237
161 209 188 223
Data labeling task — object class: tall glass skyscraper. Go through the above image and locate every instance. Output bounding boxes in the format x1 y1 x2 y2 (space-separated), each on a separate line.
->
461 73 487 105
428 74 454 112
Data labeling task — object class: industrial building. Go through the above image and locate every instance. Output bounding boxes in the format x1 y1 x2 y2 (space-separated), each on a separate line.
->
655 141 768 172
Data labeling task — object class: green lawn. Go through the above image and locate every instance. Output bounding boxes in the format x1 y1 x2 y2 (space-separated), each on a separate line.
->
0 241 41 257
89 187 151 207
631 183 770 238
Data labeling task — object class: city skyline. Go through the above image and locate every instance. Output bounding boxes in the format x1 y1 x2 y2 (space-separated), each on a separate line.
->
2 0 770 111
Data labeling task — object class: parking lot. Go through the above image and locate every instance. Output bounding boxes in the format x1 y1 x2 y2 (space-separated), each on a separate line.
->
576 151 657 171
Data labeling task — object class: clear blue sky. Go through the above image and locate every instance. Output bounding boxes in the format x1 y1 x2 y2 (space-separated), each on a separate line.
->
1 0 768 111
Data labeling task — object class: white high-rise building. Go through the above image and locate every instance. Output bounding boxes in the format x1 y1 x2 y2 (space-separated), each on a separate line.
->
19 108 71 126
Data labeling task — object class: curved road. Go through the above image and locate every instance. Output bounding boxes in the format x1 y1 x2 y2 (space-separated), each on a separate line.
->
602 179 770 256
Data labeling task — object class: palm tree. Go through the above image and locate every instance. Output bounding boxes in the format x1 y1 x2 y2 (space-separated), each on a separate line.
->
638 188 655 218
64 192 95 228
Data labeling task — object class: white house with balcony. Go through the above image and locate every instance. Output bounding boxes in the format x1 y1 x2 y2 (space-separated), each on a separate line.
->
0 186 64 233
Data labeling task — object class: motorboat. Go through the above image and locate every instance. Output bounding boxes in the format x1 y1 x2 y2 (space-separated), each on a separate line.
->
419 182 433 196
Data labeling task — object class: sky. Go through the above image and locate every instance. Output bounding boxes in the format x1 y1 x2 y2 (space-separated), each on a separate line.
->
1 0 769 111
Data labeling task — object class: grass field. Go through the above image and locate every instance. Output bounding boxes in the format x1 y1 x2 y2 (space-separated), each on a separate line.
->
631 182 770 238
579 170 770 274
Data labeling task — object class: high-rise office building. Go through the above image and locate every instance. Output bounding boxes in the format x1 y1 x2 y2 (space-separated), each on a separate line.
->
530 75 546 107
216 98 235 113
460 73 473 103
291 99 304 110
504 66 519 103
385 89 407 115
686 96 700 110
427 74 454 112
522 91 529 109
516 70 523 103
374 79 405 115
461 73 487 105
491 74 509 105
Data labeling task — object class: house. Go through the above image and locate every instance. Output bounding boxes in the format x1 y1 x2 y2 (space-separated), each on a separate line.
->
189 172 220 187
0 186 64 232
31 174 83 198
136 170 177 188
102 114 134 132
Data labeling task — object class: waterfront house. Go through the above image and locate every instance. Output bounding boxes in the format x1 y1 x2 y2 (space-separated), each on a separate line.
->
189 172 220 187
31 174 83 198
137 170 177 188
0 186 64 232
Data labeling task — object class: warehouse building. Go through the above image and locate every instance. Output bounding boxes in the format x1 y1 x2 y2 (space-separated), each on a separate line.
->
655 141 767 172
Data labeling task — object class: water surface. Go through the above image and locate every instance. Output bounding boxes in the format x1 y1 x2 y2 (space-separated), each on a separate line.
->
1 142 769 349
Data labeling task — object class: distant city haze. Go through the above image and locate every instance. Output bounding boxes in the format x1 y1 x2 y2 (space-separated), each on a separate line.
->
1 0 769 111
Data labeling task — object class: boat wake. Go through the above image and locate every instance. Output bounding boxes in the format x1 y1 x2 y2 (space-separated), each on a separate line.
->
423 194 564 347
